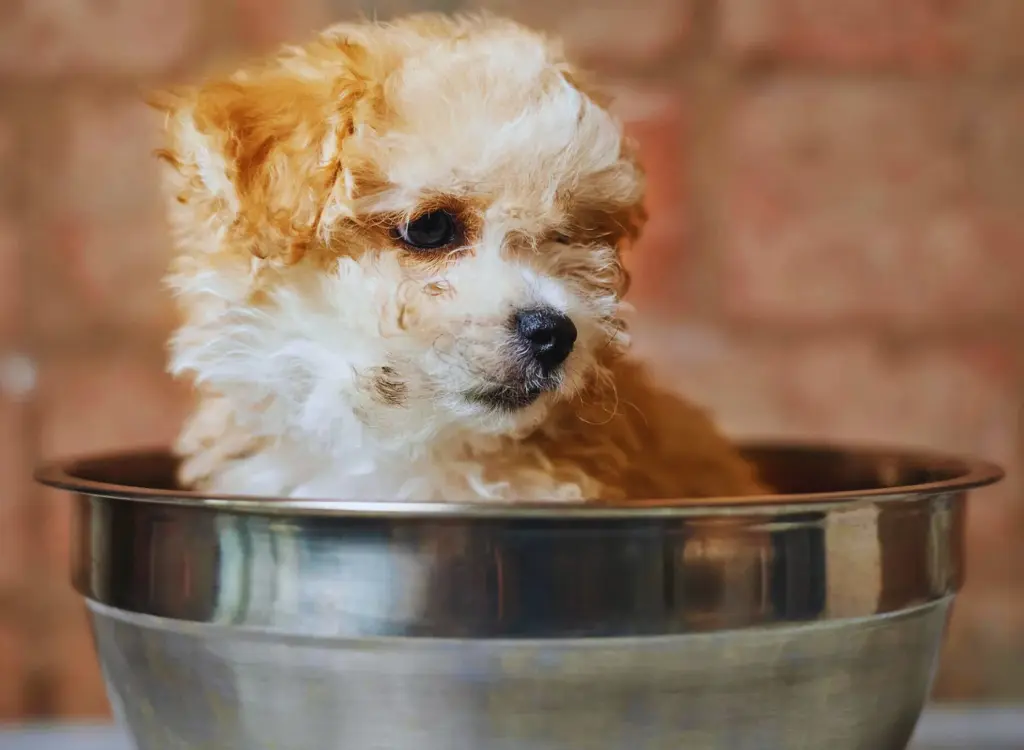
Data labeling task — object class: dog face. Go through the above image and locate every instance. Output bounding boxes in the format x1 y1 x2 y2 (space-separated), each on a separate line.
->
155 15 646 452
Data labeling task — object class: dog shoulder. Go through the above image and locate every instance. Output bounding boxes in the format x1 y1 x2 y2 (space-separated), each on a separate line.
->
536 358 768 500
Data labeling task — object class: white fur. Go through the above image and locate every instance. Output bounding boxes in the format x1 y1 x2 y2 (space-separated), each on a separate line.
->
168 239 617 500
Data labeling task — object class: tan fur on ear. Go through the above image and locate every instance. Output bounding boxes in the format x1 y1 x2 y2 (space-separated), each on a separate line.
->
555 63 613 111
149 39 386 265
553 59 648 268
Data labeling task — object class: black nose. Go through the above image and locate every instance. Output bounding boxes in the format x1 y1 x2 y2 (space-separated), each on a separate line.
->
515 308 577 372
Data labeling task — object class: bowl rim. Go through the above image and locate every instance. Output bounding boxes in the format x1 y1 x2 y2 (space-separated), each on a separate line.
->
34 440 1005 518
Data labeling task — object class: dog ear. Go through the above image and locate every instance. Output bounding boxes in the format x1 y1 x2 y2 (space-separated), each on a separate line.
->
615 135 649 248
555 60 648 251
148 38 384 266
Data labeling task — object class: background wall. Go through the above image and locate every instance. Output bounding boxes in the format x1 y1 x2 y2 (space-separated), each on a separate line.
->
0 0 1022 720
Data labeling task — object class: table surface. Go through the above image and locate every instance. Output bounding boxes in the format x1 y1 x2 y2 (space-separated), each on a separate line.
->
1 707 1022 750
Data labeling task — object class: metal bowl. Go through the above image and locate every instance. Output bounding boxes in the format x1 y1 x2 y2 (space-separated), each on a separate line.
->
37 442 1003 750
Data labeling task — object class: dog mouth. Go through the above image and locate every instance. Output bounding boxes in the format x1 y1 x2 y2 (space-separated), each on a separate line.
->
465 383 550 412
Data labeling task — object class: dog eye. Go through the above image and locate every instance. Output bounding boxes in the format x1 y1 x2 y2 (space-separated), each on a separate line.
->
394 210 460 250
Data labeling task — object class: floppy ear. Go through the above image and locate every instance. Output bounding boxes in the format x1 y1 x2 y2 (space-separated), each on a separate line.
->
148 39 382 265
615 134 649 248
555 59 649 249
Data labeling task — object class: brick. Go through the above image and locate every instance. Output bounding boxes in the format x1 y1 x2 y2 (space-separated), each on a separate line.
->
468 0 692 71
720 0 965 71
0 113 19 344
972 89 1024 214
0 113 13 184
613 90 690 314
963 0 1024 72
0 222 21 344
631 326 1018 457
937 586 1024 700
13 579 110 719
0 0 200 77
38 349 188 460
34 219 178 341
253 0 693 68
236 0 334 51
0 387 28 719
721 0 1024 74
0 388 31 722
47 595 111 719
0 618 26 720
33 95 176 340
0 388 29 594
363 0 466 17
719 81 1024 328
61 96 167 219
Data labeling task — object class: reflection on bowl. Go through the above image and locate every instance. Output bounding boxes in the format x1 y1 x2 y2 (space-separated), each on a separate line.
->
37 442 1003 750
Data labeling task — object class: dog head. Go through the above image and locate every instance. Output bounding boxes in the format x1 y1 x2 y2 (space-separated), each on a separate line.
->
154 14 646 452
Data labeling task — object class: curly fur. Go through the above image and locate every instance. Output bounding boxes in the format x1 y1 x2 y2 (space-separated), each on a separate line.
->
150 13 765 502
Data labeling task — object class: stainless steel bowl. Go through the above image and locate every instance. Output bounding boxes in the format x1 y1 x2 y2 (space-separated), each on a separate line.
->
37 442 1003 750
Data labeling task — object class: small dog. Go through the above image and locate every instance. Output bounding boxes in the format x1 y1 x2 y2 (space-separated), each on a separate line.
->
150 14 764 502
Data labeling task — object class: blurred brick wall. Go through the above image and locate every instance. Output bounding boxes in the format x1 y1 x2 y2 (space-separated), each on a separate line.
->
0 0 1022 721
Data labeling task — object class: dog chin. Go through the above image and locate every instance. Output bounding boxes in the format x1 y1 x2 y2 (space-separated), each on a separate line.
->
465 378 558 413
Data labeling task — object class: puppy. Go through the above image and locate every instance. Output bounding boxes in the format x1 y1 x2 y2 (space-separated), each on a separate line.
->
151 14 765 503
